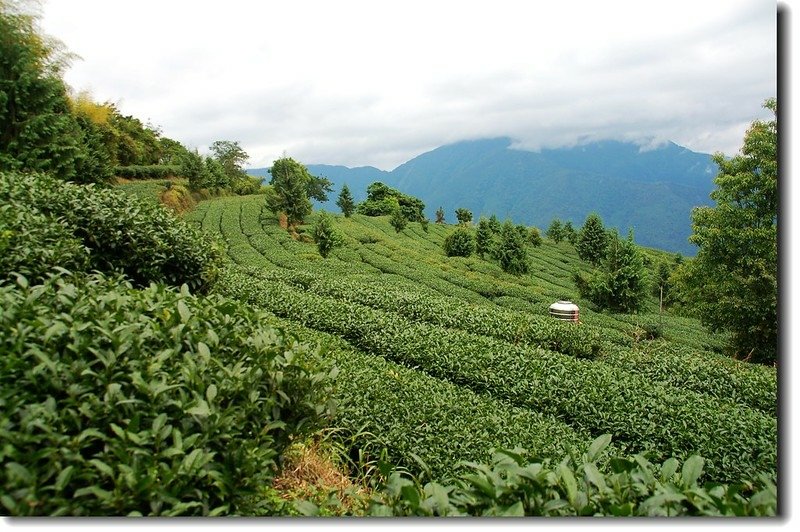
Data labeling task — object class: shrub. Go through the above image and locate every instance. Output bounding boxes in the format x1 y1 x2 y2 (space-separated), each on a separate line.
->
230 175 263 196
0 271 337 516
159 183 196 214
495 221 528 275
443 227 475 257
528 227 543 247
389 209 408 233
114 165 181 180
0 203 88 284
0 172 222 293
454 208 472 225
575 231 647 313
360 436 776 517
312 211 342 258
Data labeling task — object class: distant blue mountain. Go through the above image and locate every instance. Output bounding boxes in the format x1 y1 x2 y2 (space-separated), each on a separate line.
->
249 137 718 255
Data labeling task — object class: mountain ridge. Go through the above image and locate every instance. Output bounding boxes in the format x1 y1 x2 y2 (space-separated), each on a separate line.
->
248 137 718 254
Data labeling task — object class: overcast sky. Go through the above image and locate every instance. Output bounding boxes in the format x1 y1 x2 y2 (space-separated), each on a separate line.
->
38 0 776 170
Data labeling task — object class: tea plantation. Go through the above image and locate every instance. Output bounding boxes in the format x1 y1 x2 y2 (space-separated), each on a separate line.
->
183 195 778 505
0 179 778 516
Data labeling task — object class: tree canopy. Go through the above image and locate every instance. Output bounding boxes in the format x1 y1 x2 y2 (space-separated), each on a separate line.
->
683 98 777 364
266 156 314 226
357 182 425 222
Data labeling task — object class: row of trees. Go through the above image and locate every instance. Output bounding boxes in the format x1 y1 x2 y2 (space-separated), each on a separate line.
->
1 3 262 196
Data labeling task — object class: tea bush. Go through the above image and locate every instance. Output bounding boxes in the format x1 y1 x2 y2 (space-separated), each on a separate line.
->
0 172 222 292
0 271 337 516
0 203 88 283
359 436 776 517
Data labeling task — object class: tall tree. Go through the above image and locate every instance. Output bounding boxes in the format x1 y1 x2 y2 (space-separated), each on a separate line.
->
563 221 578 245
575 230 647 313
475 217 493 258
496 220 529 275
266 156 313 226
683 98 777 364
336 184 355 217
576 213 609 266
312 210 342 258
435 206 445 224
455 208 473 225
546 218 564 243
210 140 249 185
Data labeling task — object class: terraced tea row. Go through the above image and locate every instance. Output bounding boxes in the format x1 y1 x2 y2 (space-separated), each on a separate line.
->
262 315 608 480
216 266 776 484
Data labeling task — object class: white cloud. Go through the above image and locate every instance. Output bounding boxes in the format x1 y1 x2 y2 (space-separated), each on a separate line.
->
39 0 776 170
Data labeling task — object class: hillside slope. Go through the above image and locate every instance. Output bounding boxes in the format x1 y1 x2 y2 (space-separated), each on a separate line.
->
183 195 777 486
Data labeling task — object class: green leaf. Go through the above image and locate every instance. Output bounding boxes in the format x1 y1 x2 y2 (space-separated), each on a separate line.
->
206 384 218 403
89 459 114 477
54 466 75 492
587 434 612 461
558 463 579 507
583 463 607 491
293 500 320 516
177 300 191 322
681 456 705 487
500 501 525 516
152 413 167 435
400 485 420 509
197 341 210 359
187 399 210 417
660 457 679 481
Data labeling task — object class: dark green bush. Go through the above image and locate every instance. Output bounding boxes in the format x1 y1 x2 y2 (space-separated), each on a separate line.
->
114 165 181 180
443 227 475 257
0 203 88 283
0 172 222 292
0 271 337 516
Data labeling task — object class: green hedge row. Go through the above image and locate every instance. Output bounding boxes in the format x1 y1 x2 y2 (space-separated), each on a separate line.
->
216 266 777 484
114 165 181 180
266 316 606 481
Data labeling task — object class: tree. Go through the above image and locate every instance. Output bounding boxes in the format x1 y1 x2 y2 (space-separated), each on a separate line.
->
475 217 493 258
435 206 445 224
683 98 777 364
575 230 647 313
443 227 475 257
496 220 528 275
307 174 333 203
528 227 543 247
487 214 501 234
0 4 84 181
204 156 228 190
455 208 473 225
312 210 342 258
266 157 313 226
210 140 249 180
357 182 425 222
576 213 609 266
181 149 211 191
563 221 578 245
389 208 407 232
336 184 355 217
546 219 564 243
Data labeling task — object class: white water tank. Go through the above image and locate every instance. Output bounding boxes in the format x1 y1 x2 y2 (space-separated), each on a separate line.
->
549 300 579 322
